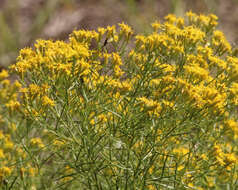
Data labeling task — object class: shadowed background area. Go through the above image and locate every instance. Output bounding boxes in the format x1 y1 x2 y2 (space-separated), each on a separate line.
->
0 0 237 68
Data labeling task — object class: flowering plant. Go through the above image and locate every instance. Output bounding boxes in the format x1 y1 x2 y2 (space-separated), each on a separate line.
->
0 11 238 189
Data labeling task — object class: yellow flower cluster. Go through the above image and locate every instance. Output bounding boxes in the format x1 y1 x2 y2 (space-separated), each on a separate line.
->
1 12 238 189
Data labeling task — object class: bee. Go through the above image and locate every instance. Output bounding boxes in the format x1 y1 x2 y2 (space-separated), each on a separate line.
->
103 38 108 48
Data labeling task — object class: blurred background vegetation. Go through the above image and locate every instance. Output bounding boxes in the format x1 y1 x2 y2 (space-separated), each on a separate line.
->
0 0 238 68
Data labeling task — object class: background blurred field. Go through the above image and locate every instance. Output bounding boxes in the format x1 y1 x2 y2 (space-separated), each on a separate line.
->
0 0 238 68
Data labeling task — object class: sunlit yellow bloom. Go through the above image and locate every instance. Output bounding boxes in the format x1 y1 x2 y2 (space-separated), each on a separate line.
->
106 25 116 38
30 137 44 148
53 139 65 147
224 153 237 165
0 149 5 158
4 140 14 150
5 100 20 111
186 11 197 23
184 64 209 81
0 131 4 139
173 147 189 156
28 167 37 177
118 22 133 40
97 27 106 36
42 96 55 107
176 17 184 28
165 14 177 24
0 167 12 177
147 185 156 190
0 70 9 80
177 165 185 171
212 30 231 54
151 21 161 32
29 84 41 97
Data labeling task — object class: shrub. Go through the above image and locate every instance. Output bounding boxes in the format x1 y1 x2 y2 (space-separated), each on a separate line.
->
0 11 238 189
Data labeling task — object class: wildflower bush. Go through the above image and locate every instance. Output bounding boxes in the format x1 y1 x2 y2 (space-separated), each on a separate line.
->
0 11 238 189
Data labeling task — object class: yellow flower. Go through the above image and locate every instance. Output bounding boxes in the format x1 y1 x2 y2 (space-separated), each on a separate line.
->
28 84 41 97
135 35 146 46
164 14 177 24
229 82 238 96
30 137 44 148
176 17 184 28
182 26 205 44
70 30 99 44
42 95 55 107
151 21 161 32
148 165 154 174
53 139 65 147
209 14 218 27
212 30 231 54
28 167 37 177
0 70 9 80
209 55 227 70
147 185 156 190
106 25 116 38
97 27 106 36
20 167 26 179
137 97 160 111
177 165 184 171
206 176 215 187
118 22 133 40
188 183 195 188
0 131 4 139
184 64 209 81
186 11 197 23
0 167 12 177
200 154 208 161
5 100 20 111
224 153 237 165
13 80 22 89
112 53 123 66
4 140 14 150
173 147 189 156
0 149 5 158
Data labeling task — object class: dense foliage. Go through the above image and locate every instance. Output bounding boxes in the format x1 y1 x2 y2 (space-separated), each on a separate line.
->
0 12 238 189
